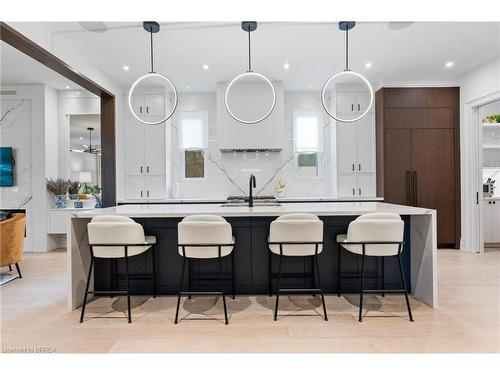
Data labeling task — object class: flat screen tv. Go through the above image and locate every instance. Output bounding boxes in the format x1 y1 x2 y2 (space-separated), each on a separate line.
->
0 147 14 187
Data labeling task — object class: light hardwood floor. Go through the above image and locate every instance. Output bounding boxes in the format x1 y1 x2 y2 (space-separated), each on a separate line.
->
1 249 499 353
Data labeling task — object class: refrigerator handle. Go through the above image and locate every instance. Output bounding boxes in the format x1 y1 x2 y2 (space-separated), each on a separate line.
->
413 171 418 206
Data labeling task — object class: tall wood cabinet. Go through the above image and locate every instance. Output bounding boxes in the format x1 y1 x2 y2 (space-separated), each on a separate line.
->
376 87 460 248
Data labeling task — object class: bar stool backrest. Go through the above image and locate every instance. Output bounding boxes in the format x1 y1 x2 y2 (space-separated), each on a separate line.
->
345 214 404 256
88 221 149 258
269 213 323 256
91 215 134 223
355 212 401 221
178 215 233 258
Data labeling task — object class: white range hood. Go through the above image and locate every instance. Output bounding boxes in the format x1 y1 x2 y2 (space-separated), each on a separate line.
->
216 81 284 152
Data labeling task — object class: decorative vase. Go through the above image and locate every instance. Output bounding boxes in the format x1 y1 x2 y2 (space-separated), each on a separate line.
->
69 194 79 201
54 195 68 208
94 203 102 208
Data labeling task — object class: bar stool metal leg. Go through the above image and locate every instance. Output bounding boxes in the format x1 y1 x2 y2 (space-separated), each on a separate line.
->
218 248 228 325
311 256 316 297
188 259 192 299
152 245 157 298
175 257 186 324
124 249 132 323
314 254 328 321
397 252 414 322
381 257 385 297
79 256 94 323
231 251 235 299
9 264 12 271
337 246 341 297
268 252 272 297
274 251 283 321
358 247 366 322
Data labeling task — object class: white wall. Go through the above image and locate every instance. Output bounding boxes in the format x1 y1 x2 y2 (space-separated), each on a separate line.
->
459 57 500 252
0 85 48 252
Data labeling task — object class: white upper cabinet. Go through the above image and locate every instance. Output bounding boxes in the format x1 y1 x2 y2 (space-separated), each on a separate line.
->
336 120 356 173
124 94 167 200
355 112 375 172
144 95 165 117
125 117 146 175
336 92 373 114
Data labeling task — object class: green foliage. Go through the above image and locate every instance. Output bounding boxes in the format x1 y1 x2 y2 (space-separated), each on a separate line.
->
67 180 81 195
84 185 101 194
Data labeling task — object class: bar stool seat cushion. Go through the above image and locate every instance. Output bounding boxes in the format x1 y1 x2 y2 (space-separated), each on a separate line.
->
178 215 234 259
269 213 323 256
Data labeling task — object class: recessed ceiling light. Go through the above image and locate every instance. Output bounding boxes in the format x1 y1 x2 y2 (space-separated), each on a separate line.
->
79 137 83 140
123 65 130 71
186 86 190 90
65 86 70 89
365 62 372 68
283 62 290 70
445 61 454 68
202 64 209 70
308 84 313 89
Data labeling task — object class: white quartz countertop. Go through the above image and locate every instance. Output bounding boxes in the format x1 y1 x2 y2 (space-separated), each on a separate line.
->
73 201 433 218
117 196 384 204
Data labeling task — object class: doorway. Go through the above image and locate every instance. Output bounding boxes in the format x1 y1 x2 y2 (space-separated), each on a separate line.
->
478 100 500 253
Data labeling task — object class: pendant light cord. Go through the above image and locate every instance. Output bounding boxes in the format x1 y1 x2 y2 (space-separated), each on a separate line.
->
150 30 155 73
345 28 350 71
247 30 252 72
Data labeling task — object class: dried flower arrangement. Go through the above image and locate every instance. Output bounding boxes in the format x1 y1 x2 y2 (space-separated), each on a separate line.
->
46 178 69 195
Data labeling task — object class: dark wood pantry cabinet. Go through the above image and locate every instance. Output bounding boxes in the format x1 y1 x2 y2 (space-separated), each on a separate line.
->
376 87 460 248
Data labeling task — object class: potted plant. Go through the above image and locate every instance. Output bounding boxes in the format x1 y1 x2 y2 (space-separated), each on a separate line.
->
68 180 81 200
46 178 70 208
86 185 102 208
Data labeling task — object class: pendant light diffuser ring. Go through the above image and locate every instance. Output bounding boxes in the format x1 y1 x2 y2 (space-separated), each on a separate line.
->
321 70 374 123
128 72 178 125
224 72 277 125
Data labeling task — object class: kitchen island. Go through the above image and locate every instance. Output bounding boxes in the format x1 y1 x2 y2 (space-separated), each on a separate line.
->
68 202 437 310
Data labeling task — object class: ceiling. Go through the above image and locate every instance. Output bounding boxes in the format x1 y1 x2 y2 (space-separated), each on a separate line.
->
0 41 85 90
2 22 500 92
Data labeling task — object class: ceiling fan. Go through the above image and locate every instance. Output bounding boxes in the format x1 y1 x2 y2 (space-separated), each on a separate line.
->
70 127 101 155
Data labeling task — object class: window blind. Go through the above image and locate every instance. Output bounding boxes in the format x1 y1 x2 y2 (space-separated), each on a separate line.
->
179 112 208 150
294 113 320 152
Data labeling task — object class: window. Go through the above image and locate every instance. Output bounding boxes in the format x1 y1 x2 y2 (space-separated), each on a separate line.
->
179 112 208 179
294 112 321 178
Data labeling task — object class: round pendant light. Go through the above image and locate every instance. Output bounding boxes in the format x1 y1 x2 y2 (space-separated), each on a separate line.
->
224 21 276 125
128 21 178 126
321 22 374 124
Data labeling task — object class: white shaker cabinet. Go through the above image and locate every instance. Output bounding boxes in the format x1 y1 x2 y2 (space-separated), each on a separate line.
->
483 199 500 243
125 95 167 201
335 91 376 197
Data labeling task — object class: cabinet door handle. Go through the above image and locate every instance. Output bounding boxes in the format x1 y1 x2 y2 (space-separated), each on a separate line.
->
406 171 411 205
352 188 355 196
139 106 143 114
146 166 149 173
358 104 360 111
140 166 143 174
147 190 150 198
413 171 418 206
146 106 149 114
351 104 354 111
358 188 361 196
352 164 355 171
494 201 496 204
358 164 361 171
140 190 143 198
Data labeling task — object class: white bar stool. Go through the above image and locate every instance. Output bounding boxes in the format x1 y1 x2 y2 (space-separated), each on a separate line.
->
268 213 327 321
336 212 414 322
80 215 156 323
175 215 235 325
